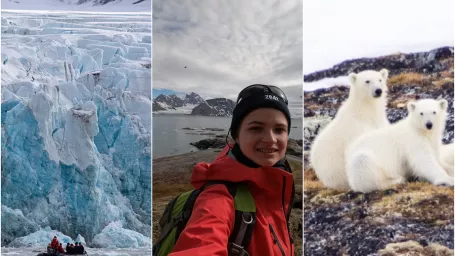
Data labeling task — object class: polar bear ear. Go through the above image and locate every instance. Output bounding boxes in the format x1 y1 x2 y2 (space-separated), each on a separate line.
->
407 101 416 112
439 99 448 110
348 73 357 85
380 69 389 79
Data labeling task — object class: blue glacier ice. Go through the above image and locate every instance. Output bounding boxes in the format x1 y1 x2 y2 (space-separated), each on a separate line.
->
1 11 151 248
9 226 75 248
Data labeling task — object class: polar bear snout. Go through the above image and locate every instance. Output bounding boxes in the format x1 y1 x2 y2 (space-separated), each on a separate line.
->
374 88 383 98
426 121 433 130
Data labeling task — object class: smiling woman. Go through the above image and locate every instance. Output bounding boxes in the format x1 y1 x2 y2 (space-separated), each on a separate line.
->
153 84 300 256
152 0 303 255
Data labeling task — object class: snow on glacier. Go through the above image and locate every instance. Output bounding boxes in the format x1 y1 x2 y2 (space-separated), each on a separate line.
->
2 0 151 13
1 11 151 248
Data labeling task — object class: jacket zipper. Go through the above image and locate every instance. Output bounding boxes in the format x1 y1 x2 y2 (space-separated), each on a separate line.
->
269 224 286 256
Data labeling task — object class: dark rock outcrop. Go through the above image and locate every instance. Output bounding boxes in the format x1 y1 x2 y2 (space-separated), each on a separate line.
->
190 102 218 116
190 138 302 157
152 101 166 111
190 138 227 150
287 139 303 157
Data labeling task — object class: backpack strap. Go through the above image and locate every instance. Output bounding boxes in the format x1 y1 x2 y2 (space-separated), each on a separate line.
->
201 181 256 256
227 183 256 256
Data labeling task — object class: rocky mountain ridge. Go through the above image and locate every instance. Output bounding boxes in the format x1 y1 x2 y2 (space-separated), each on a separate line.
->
153 92 235 117
304 46 453 82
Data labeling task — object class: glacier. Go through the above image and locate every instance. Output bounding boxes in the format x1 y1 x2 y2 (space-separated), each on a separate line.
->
1 11 151 249
8 226 76 248
91 221 151 248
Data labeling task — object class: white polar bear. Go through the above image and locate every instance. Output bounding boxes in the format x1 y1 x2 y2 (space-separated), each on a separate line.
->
346 98 453 193
440 143 454 177
310 69 390 190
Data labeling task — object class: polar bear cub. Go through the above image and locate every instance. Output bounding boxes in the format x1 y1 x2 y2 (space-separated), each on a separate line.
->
310 69 390 190
346 98 453 192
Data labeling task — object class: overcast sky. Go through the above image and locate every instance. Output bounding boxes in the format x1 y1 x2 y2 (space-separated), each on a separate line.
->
152 0 303 108
303 0 454 74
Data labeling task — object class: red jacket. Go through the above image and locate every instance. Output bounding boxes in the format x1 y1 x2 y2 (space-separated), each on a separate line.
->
50 238 59 248
57 245 65 253
170 145 295 256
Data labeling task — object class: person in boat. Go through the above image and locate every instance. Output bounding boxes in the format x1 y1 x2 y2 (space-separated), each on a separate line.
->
57 243 65 254
50 236 59 249
74 242 81 254
79 242 85 254
68 243 75 254
65 243 71 254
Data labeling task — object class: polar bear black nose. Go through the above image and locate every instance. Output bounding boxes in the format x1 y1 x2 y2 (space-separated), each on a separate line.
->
426 122 433 130
374 88 382 97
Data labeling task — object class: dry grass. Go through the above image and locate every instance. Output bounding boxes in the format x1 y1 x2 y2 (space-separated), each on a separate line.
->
388 72 427 86
440 69 454 79
378 241 454 256
304 168 325 190
432 77 454 88
153 183 194 198
371 182 454 224
288 158 303 184
388 99 410 109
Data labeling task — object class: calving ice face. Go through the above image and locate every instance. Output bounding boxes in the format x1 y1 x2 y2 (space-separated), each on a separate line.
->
0 6 152 255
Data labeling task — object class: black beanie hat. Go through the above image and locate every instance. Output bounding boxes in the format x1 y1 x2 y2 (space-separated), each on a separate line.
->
230 84 291 139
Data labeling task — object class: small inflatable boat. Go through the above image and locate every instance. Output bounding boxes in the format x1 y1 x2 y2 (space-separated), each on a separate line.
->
36 247 88 256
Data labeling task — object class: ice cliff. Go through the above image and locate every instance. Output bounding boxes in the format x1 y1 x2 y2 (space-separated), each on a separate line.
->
1 12 151 247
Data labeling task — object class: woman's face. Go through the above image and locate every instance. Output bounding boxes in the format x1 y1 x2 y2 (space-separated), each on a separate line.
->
236 108 288 167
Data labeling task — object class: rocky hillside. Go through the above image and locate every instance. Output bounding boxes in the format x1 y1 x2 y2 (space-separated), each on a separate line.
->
304 47 453 82
184 92 205 105
153 92 205 110
152 92 235 117
304 47 454 255
154 94 185 109
190 98 235 117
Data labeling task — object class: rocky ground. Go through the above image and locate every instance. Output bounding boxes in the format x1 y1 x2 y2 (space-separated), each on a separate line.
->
153 145 303 255
304 47 454 256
